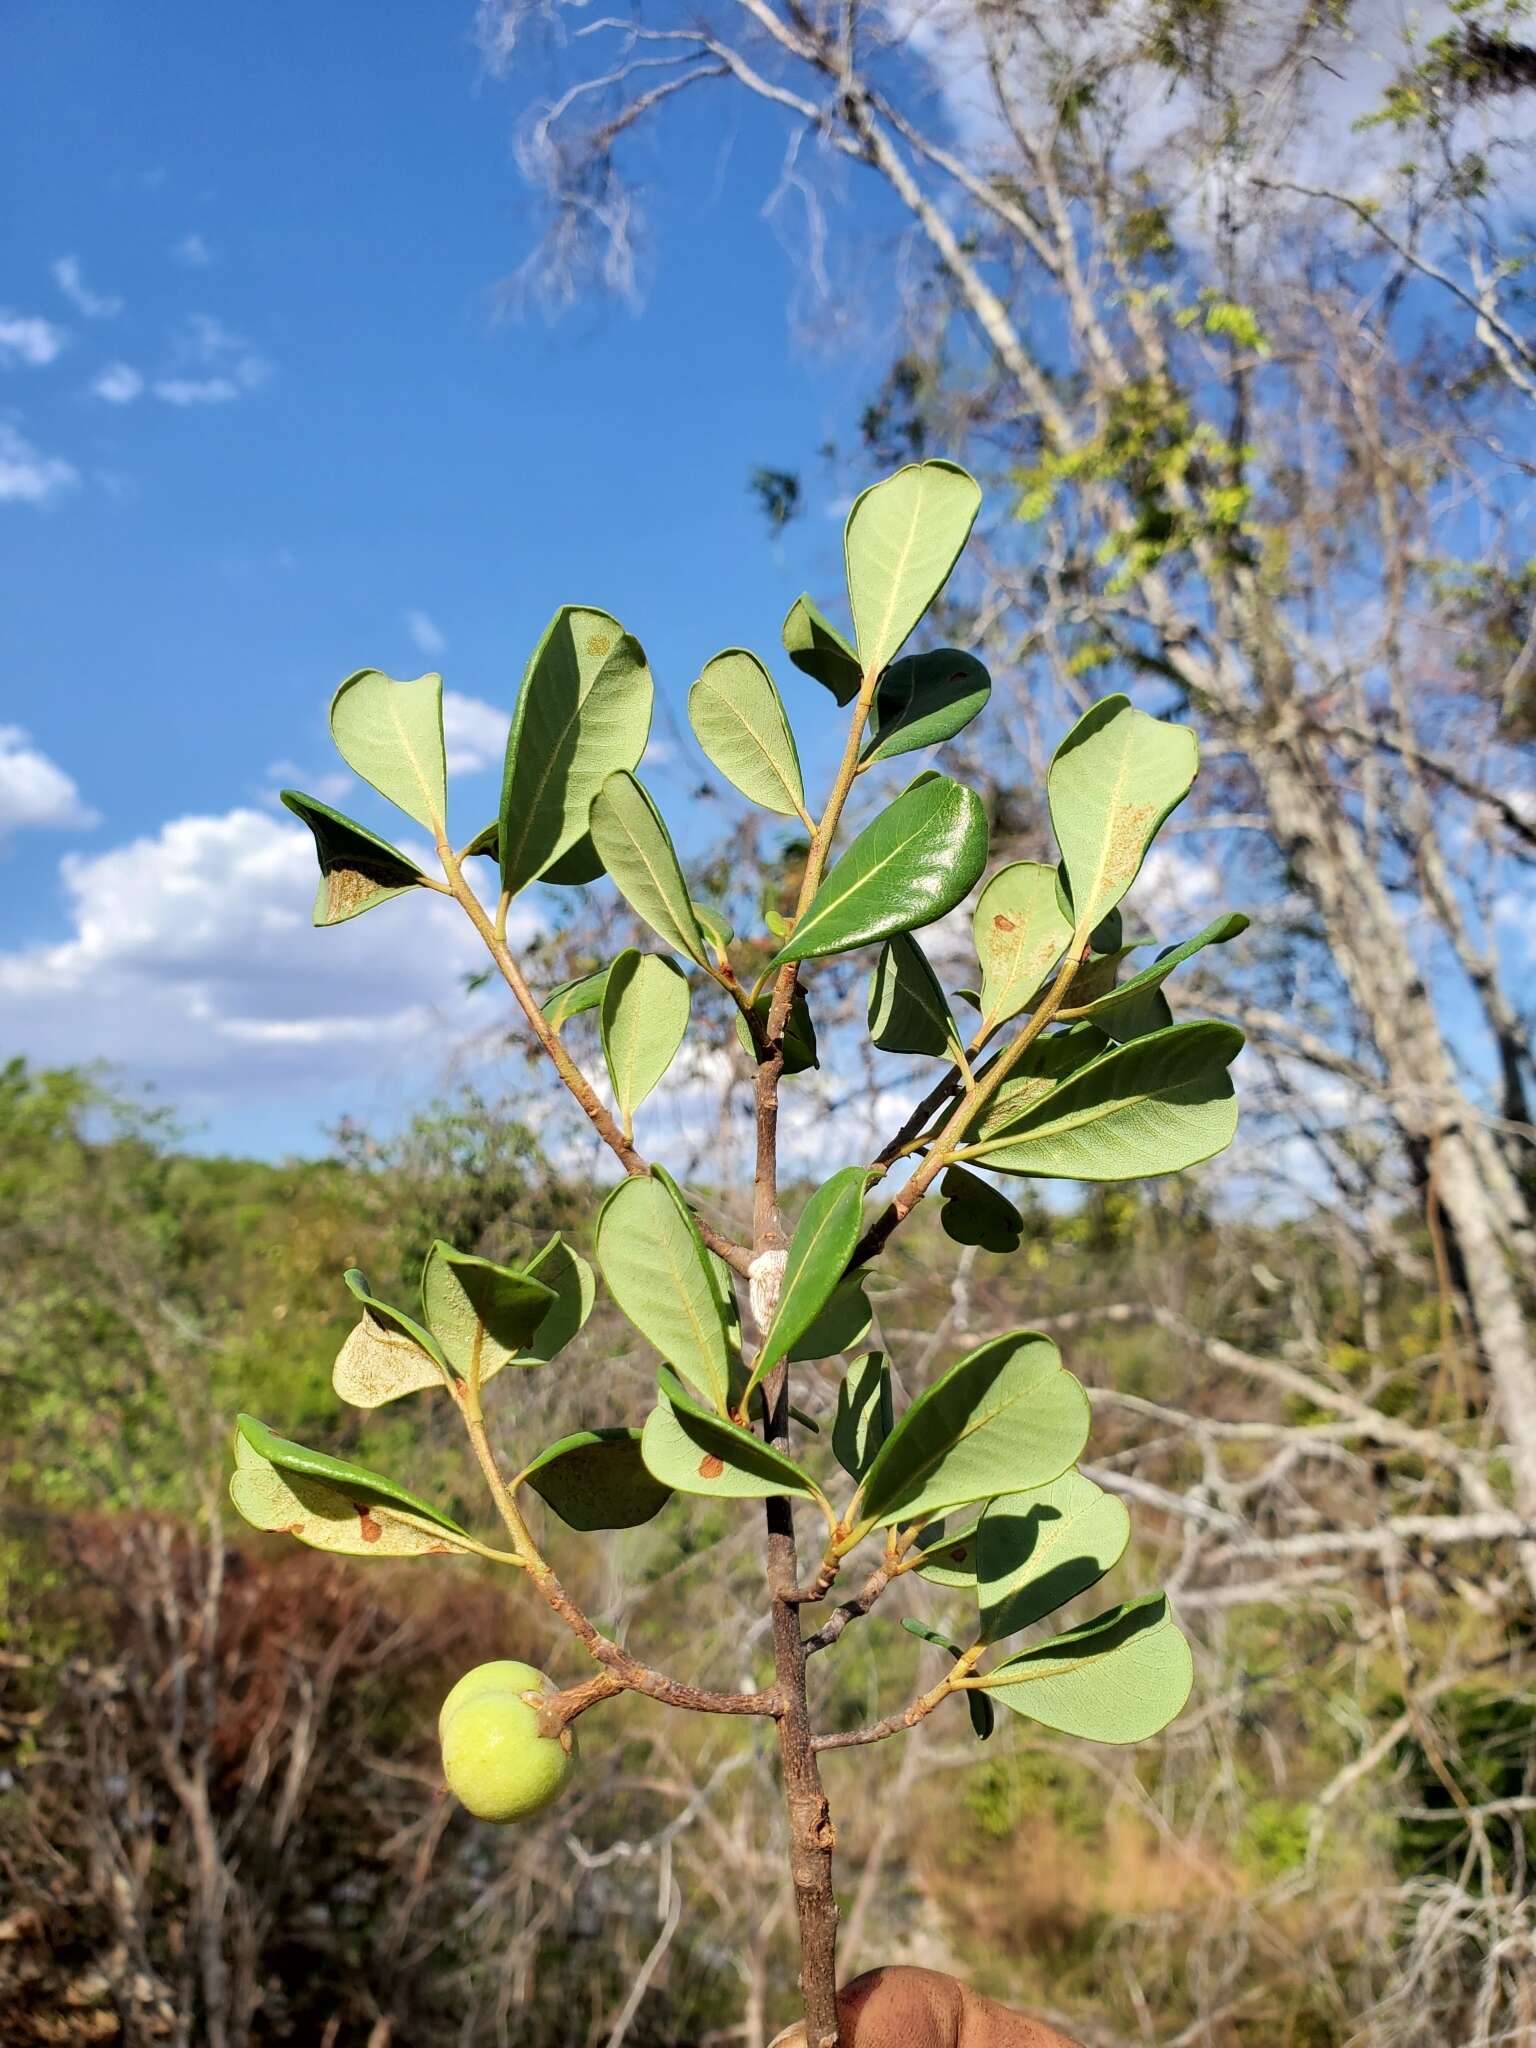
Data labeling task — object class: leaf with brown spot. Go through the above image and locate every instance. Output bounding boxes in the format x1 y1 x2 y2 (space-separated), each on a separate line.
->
1047 695 1198 940
640 1371 828 1505
972 861 1073 1032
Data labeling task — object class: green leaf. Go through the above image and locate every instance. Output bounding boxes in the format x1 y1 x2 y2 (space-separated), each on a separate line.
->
543 832 606 886
690 649 805 817
967 1690 996 1741
902 1617 963 1656
965 1019 1243 1181
976 1473 1130 1643
231 1417 473 1540
329 669 448 831
499 606 653 896
542 965 611 1031
600 951 691 1128
782 593 862 704
512 1234 596 1370
862 649 990 764
734 989 819 1075
844 460 982 677
589 771 710 966
281 791 427 928
912 1520 980 1588
420 1242 557 1381
1048 696 1198 940
518 1428 672 1530
747 1166 871 1398
973 862 1074 1032
868 933 957 1058
981 1592 1194 1743
832 1351 893 1481
769 776 988 967
692 902 734 958
788 1278 872 1362
853 1331 1089 1536
641 1369 826 1503
939 1165 1023 1253
595 1173 733 1414
1067 914 1250 1027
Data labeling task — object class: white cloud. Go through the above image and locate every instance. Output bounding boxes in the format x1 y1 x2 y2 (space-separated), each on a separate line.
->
0 311 68 368
152 313 271 406
0 727 98 840
153 375 245 406
90 361 145 404
405 608 447 657
0 423 79 505
172 232 214 267
51 256 122 320
0 807 535 1109
442 691 508 775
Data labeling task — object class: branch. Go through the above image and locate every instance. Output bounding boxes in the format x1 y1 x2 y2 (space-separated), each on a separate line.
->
438 835 753 1275
802 1563 892 1656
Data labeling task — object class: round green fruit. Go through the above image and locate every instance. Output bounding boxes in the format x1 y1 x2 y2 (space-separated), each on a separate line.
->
439 1660 575 1823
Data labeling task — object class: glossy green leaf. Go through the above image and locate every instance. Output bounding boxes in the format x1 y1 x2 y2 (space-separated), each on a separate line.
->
500 606 653 895
869 932 956 1058
832 1351 893 1481
902 1617 963 1656
420 1242 556 1381
939 1165 1023 1253
787 1278 872 1362
589 770 710 966
519 1428 672 1530
977 1473 1130 1643
769 776 987 967
844 460 982 677
734 988 819 1075
853 1331 1089 1535
1067 913 1249 1026
329 669 448 831
974 862 1074 1032
600 951 691 1128
747 1166 870 1399
511 1234 596 1371
595 1173 733 1413
641 1369 825 1503
965 1019 1243 1181
967 1690 996 1741
862 649 990 764
542 965 611 1031
233 1414 468 1535
1048 696 1198 940
281 791 426 928
782 593 862 704
690 649 805 817
912 1520 980 1588
981 1592 1194 1743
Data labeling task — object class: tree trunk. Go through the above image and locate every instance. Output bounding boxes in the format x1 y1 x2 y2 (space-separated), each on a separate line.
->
1250 722 1536 1598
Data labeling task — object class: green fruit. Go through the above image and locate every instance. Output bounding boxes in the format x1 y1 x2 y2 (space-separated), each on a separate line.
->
439 1659 575 1822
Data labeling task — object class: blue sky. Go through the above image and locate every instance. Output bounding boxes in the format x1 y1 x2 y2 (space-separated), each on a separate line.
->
1 2 905 1154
